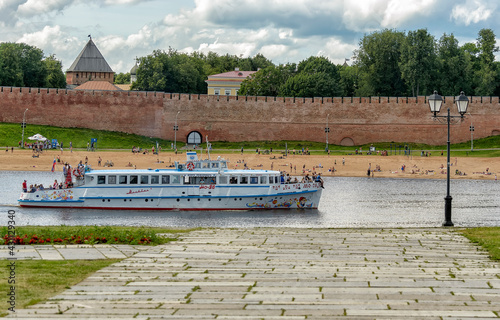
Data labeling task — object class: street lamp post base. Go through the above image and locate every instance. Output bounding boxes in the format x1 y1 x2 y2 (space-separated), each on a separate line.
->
443 195 454 227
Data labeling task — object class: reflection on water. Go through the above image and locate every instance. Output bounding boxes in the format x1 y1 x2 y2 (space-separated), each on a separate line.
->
1 171 499 228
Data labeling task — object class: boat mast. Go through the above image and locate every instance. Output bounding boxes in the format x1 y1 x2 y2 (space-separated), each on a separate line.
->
206 135 211 160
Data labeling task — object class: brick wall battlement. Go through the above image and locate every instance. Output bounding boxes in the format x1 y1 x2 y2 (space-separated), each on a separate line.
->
1 86 499 146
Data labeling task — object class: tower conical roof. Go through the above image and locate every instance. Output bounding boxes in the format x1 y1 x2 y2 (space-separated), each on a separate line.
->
67 39 113 73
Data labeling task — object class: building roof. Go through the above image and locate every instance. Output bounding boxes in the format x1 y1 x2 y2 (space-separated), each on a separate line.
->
67 39 114 73
130 62 139 75
207 70 256 80
74 81 122 91
115 84 132 91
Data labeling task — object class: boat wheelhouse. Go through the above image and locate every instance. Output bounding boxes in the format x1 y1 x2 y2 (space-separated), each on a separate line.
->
19 152 323 210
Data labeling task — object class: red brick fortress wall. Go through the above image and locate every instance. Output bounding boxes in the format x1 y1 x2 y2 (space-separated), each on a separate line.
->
1 86 499 146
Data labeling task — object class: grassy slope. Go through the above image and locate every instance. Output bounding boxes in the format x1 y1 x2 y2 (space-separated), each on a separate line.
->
2 122 500 156
1 259 120 316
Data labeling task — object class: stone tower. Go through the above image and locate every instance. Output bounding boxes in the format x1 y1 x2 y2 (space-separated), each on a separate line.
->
66 37 114 87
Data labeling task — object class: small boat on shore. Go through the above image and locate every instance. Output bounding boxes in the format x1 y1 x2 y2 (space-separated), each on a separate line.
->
18 152 323 210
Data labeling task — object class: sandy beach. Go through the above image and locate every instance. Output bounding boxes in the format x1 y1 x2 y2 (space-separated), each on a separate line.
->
1 148 498 180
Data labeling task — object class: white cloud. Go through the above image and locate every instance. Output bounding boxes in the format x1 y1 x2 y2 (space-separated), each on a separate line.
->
382 0 436 28
2 0 500 73
17 0 73 17
17 25 79 53
451 0 495 26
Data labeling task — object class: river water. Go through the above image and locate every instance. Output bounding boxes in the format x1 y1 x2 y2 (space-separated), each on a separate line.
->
1 171 499 228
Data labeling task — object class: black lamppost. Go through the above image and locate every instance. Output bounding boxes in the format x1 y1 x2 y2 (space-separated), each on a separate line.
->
428 91 469 227
21 108 28 148
325 114 330 152
173 111 180 151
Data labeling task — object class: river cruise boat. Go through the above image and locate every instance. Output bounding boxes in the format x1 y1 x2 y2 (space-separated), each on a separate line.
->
19 152 323 210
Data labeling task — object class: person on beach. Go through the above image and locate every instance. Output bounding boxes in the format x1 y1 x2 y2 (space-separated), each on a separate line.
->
22 180 27 192
367 163 371 177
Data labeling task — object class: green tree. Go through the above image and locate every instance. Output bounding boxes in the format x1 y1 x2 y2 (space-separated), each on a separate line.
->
17 43 47 88
132 48 208 93
280 72 340 97
399 29 437 96
436 33 472 96
239 64 296 96
354 29 406 96
43 54 66 88
476 28 499 65
280 56 341 97
474 29 499 95
249 53 274 70
114 72 130 84
0 43 24 86
0 42 65 88
339 64 359 96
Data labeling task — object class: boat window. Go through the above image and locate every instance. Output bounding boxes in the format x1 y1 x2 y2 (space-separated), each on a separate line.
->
150 175 159 184
194 176 215 184
219 176 228 184
119 176 127 184
171 175 180 184
250 177 258 184
260 176 268 184
229 176 238 184
97 176 106 184
211 162 219 168
275 176 279 184
130 175 138 184
220 161 227 169
202 162 210 169
140 176 149 184
108 175 116 184
195 162 201 169
161 175 170 184
240 176 248 184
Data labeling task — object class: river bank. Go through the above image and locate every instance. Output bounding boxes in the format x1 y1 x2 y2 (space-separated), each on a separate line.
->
1 149 498 180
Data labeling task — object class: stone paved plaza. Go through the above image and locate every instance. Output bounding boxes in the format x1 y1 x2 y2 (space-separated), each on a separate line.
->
6 228 500 319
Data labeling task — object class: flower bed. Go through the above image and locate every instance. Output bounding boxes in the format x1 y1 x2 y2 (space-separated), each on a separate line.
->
0 226 184 246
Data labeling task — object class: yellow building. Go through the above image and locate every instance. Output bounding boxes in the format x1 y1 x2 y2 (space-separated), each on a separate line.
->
206 68 256 96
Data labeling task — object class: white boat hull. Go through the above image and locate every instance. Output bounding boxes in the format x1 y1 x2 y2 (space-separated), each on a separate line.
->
19 183 322 210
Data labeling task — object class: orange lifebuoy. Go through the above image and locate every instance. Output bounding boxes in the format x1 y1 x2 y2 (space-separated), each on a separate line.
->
186 162 195 171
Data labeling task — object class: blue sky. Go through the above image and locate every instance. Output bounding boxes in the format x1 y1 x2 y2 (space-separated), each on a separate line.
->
1 0 499 73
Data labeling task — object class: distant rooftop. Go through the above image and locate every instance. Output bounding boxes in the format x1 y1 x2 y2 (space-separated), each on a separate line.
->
74 81 122 91
67 39 113 73
207 70 256 79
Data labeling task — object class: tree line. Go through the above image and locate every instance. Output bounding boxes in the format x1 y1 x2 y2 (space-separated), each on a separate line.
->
0 43 66 88
1 28 499 97
240 28 499 97
130 28 499 97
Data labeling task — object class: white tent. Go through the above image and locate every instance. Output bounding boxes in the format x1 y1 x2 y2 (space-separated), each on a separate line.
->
28 134 47 141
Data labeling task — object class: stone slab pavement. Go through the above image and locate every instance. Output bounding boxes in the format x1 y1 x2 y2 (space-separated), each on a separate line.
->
5 228 500 319
1 244 148 260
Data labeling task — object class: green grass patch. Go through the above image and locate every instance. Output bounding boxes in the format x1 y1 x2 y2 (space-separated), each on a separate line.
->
2 122 500 156
1 226 193 246
1 259 120 316
0 122 177 150
460 227 500 261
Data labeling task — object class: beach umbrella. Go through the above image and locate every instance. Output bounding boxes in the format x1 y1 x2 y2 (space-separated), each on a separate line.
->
28 133 47 141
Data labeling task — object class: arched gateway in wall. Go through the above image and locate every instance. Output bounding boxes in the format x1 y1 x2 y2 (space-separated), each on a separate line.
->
187 131 202 144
